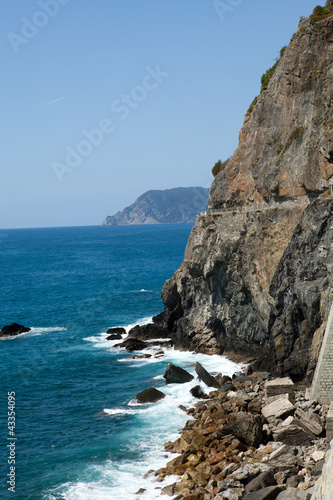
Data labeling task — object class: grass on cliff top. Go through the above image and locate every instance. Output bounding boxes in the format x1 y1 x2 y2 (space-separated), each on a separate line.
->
310 5 333 23
247 46 286 115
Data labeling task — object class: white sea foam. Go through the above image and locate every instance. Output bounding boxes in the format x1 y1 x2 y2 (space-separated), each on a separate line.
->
52 317 243 500
103 408 140 416
83 316 154 348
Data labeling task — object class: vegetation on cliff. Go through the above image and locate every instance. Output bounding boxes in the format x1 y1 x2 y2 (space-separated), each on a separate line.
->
247 46 286 115
212 159 229 178
310 4 333 23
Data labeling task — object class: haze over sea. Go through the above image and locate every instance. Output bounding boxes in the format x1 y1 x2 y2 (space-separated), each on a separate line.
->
0 224 240 500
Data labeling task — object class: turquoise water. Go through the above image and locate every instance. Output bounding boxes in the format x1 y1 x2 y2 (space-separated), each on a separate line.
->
0 225 240 499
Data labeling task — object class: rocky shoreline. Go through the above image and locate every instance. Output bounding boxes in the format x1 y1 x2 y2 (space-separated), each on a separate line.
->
133 363 331 500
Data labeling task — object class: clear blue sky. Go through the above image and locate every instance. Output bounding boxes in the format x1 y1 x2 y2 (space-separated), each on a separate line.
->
1 0 319 228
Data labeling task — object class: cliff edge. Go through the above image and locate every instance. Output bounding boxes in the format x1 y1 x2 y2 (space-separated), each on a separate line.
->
130 8 333 383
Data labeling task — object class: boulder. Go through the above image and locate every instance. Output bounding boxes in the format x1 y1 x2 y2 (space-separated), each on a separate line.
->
163 363 194 384
132 387 166 404
248 396 262 414
294 408 323 436
190 385 207 399
106 333 123 340
243 486 283 500
262 397 295 421
245 470 276 492
265 378 295 403
220 413 263 448
0 323 31 338
195 362 220 388
266 450 299 473
275 488 309 499
272 425 311 446
106 327 126 335
114 338 147 351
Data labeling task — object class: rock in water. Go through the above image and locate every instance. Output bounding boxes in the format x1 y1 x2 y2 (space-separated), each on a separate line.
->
106 327 126 335
163 363 194 384
106 333 123 340
0 323 31 338
114 338 147 351
195 362 220 388
190 385 206 399
132 387 166 404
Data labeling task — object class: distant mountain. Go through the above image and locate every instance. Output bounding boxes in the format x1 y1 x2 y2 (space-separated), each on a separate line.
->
101 187 209 225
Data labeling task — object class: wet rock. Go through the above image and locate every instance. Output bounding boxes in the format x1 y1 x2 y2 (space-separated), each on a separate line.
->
163 363 194 384
132 387 165 404
128 354 152 360
0 323 31 338
195 362 220 388
106 327 126 335
190 385 207 399
106 333 123 340
115 338 147 351
134 488 146 495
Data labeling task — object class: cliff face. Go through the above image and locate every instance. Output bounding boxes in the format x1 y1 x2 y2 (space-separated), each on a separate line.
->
131 14 333 382
101 187 209 225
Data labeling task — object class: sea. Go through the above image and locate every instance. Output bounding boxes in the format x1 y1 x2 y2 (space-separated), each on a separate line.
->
0 224 241 500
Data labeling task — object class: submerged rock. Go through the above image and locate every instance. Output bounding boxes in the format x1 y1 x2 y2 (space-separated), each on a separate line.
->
0 323 31 338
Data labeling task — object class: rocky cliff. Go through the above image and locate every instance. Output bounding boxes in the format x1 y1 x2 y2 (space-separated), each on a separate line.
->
130 8 333 383
101 187 209 225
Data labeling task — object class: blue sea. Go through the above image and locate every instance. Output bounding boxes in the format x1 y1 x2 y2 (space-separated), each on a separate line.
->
0 224 240 500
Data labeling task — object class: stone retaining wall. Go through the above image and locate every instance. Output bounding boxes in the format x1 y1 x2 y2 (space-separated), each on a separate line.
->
310 302 333 404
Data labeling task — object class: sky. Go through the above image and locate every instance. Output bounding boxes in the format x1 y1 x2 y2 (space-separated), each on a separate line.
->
0 0 321 229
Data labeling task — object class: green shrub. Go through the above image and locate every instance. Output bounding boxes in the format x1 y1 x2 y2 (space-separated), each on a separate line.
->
212 159 229 177
310 5 333 22
246 46 286 115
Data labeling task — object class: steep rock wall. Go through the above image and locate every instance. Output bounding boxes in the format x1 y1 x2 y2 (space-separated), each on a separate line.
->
130 15 333 381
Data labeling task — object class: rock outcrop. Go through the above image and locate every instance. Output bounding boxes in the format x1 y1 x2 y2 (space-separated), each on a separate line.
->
101 187 209 225
0 323 31 338
129 10 333 382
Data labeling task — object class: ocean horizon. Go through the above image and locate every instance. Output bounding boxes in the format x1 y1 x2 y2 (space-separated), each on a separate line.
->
1 224 241 499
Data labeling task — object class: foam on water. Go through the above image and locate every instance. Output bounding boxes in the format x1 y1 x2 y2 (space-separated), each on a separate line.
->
103 408 140 416
50 321 242 500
